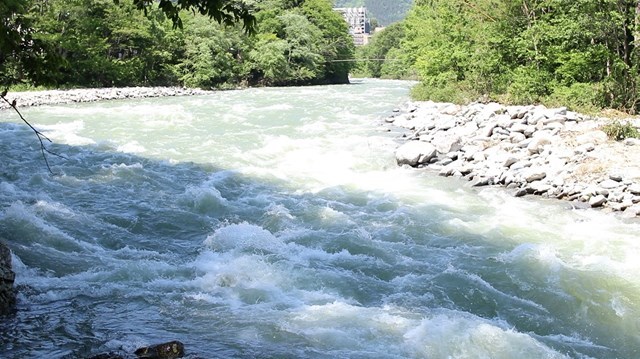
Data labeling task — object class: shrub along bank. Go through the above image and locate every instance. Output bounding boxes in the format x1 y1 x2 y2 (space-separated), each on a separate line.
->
357 1 640 116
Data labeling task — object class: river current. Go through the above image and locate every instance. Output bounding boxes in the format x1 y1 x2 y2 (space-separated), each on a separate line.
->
0 79 638 358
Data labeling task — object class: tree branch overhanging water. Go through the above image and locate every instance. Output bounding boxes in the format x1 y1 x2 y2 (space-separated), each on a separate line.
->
1 89 66 174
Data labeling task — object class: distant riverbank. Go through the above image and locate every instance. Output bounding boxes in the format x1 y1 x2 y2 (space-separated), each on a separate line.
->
0 87 213 110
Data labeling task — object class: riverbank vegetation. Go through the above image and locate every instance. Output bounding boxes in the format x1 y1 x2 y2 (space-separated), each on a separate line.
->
1 0 354 90
356 0 640 115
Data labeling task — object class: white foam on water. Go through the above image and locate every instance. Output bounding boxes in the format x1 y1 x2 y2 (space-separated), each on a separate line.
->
180 182 229 214
317 206 352 225
191 222 387 315
282 303 568 358
37 120 96 146
403 311 569 359
116 141 146 154
203 222 286 255
282 302 415 354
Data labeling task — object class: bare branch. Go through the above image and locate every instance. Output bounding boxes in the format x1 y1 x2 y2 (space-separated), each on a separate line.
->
1 90 66 174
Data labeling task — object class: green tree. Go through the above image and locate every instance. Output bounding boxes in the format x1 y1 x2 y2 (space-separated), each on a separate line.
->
27 0 180 87
356 21 405 78
245 0 354 85
1 0 256 88
177 15 248 88
301 0 354 84
398 0 640 112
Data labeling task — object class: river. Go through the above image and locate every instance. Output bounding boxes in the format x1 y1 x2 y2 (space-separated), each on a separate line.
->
0 79 638 358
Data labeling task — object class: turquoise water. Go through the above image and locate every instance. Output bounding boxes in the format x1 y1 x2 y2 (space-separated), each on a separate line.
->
0 79 639 358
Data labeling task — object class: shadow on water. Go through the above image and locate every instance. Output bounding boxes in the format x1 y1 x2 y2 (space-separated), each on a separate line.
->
0 121 638 358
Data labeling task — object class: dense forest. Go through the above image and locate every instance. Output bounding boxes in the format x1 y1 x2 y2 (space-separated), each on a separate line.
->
333 0 412 26
0 0 354 89
357 0 640 114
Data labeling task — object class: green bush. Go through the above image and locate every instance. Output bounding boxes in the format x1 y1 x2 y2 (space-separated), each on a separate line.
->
505 66 552 105
602 120 640 140
543 82 604 113
410 81 478 104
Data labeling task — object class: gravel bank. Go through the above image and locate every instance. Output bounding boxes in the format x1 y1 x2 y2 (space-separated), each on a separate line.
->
387 101 640 218
0 87 212 110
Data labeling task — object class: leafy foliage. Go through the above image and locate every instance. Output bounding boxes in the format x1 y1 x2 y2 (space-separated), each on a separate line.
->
358 0 640 114
1 0 355 89
602 120 640 140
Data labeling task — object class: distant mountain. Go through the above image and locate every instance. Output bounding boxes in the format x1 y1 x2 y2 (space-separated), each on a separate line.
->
333 0 412 26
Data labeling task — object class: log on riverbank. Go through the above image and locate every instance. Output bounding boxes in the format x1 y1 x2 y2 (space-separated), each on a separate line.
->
387 101 640 217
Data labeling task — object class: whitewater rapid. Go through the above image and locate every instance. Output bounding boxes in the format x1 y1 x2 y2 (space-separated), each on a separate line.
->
0 80 638 358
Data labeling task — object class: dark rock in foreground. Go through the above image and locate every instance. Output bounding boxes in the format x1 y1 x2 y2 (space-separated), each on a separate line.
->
88 353 125 359
0 240 16 314
134 340 185 359
88 340 186 359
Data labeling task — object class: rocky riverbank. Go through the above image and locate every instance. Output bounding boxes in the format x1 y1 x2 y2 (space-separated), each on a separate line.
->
388 101 640 218
0 87 212 110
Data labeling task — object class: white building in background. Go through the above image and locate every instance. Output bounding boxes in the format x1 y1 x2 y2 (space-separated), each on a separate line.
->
334 7 371 46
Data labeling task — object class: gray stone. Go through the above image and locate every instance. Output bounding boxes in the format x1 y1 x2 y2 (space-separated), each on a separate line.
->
439 163 457 177
526 112 547 125
576 130 608 145
622 204 640 218
589 195 607 207
527 136 552 155
600 179 623 189
431 132 462 154
608 201 633 211
440 103 461 115
624 138 640 146
435 115 457 130
514 188 528 197
576 143 595 153
510 123 528 133
509 132 526 143
609 174 623 182
628 183 640 195
524 170 547 182
472 151 487 162
479 121 498 138
503 157 519 168
529 181 553 194
469 177 490 187
437 157 454 166
523 125 537 138
395 141 438 167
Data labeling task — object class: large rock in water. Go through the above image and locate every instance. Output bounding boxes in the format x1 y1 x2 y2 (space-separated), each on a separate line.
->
134 341 185 359
0 241 16 314
395 141 437 167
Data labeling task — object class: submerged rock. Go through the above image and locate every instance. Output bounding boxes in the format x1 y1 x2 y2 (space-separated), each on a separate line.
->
134 341 185 359
88 353 125 359
0 240 16 314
